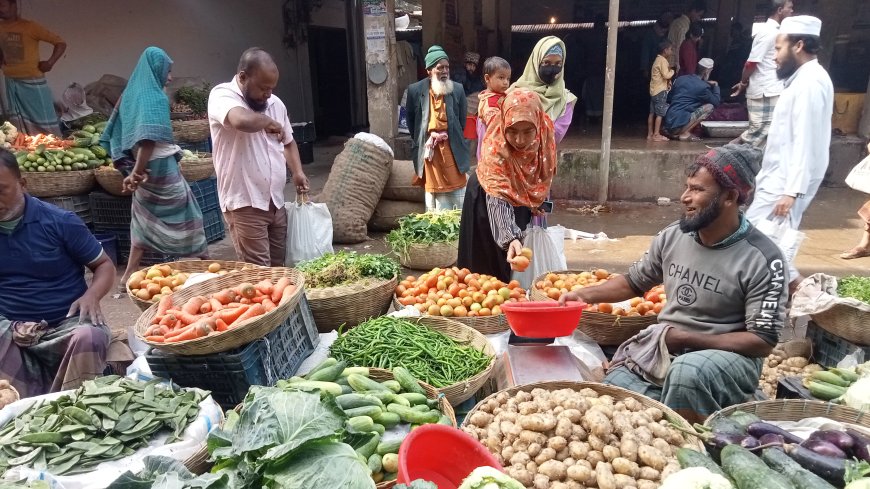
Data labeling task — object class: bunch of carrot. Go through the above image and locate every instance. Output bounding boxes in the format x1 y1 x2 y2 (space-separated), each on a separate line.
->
142 278 297 343
12 133 72 150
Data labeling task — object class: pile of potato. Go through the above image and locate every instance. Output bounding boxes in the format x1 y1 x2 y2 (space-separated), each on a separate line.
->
462 387 695 489
760 349 822 398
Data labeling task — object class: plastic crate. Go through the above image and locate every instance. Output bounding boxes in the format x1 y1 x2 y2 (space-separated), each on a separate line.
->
291 122 316 143
89 191 132 228
189 177 219 212
202 208 226 243
39 195 92 226
146 296 319 408
93 227 173 265
806 321 870 367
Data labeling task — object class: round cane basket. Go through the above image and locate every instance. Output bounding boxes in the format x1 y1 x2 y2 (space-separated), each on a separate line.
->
127 260 265 312
94 166 130 197
0 385 20 409
179 154 215 182
370 368 457 489
462 382 705 455
811 305 870 346
392 297 509 335
306 275 398 333
181 404 225 475
397 241 458 270
529 270 658 345
172 119 210 144
24 169 96 198
706 399 870 430
134 267 305 355
335 316 495 406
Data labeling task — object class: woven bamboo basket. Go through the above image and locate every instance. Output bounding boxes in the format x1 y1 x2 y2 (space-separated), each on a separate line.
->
369 367 457 489
172 119 210 144
529 270 658 345
336 316 496 406
94 166 130 197
306 275 398 333
706 399 870 430
392 296 509 335
134 267 305 355
127 260 264 312
463 382 705 454
397 241 458 270
179 153 215 182
811 305 870 346
24 169 96 198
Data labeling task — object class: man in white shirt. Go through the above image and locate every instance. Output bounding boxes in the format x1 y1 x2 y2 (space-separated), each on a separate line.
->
731 0 793 148
667 1 706 69
208 48 310 266
745 16 833 292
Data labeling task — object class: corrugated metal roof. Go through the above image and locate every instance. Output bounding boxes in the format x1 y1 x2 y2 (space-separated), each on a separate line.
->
512 17 720 33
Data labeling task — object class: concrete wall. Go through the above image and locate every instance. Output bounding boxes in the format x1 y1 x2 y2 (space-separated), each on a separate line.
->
30 0 324 121
551 137 868 202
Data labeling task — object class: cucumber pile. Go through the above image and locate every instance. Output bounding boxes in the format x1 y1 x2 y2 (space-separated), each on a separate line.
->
676 409 870 488
16 123 112 173
278 358 452 485
804 367 860 401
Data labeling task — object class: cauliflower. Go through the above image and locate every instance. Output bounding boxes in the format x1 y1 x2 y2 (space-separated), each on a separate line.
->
659 467 733 489
458 467 525 489
2 121 17 140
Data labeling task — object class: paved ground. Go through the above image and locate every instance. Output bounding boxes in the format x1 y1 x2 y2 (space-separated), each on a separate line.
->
102 138 870 336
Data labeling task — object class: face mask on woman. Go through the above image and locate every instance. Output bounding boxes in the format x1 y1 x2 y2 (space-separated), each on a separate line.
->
538 65 562 85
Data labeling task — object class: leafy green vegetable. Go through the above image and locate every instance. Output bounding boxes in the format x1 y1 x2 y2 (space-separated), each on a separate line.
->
107 456 227 489
174 84 212 117
395 480 438 489
262 439 374 489
205 386 376 488
386 210 461 259
837 276 870 304
458 466 525 489
297 251 400 288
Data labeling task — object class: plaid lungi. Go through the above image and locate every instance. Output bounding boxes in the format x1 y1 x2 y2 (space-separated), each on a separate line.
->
0 315 110 398
739 95 779 149
5 77 62 137
604 349 762 421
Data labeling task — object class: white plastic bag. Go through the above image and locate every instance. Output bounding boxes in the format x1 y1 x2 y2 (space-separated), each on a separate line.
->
846 155 870 194
512 225 567 290
285 195 333 267
754 217 805 264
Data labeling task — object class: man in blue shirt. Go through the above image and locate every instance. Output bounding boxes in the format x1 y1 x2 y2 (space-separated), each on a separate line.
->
0 149 115 397
663 58 721 141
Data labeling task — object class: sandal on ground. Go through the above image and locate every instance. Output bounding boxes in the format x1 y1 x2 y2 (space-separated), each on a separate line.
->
678 135 702 142
840 247 870 260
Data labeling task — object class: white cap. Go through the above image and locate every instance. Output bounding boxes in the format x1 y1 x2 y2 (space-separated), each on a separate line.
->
781 15 822 37
698 58 714 69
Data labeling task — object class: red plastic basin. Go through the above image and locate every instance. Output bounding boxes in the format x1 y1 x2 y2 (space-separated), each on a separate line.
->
500 301 585 338
397 424 502 489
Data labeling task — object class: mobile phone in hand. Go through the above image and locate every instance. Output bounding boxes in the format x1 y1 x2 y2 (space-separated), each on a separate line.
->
539 200 554 213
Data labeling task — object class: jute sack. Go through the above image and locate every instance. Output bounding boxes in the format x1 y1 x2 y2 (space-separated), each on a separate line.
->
382 160 424 203
319 136 393 243
368 199 425 232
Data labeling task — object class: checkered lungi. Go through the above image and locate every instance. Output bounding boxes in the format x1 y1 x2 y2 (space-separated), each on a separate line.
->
0 315 110 398
604 349 762 421
739 95 779 149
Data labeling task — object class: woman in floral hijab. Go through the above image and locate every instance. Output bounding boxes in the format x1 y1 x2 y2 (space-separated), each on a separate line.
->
457 89 557 282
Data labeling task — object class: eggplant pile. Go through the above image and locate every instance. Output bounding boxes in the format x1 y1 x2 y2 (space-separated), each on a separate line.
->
678 410 870 488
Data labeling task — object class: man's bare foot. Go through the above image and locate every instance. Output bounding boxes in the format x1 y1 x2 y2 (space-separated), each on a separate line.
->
652 135 670 142
840 246 870 260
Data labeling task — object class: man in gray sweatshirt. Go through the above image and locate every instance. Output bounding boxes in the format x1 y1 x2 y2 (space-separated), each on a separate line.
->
561 144 786 423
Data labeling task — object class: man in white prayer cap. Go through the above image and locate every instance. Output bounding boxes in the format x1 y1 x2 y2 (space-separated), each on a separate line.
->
745 15 833 294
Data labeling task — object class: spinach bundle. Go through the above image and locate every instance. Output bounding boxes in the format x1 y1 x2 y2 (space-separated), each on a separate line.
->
297 251 400 289
386 210 461 259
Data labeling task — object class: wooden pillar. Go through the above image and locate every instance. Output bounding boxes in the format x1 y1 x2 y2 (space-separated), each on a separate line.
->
364 0 398 148
736 0 755 34
713 0 738 60
859 75 870 139
498 0 511 59
597 0 619 203
423 0 443 50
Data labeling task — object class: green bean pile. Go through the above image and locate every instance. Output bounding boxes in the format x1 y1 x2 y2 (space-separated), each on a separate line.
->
0 376 205 476
329 316 492 388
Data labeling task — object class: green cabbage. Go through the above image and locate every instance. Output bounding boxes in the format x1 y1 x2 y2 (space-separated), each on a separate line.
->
458 467 525 489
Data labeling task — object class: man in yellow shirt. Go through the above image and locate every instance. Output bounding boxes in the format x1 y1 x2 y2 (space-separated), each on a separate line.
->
0 0 65 136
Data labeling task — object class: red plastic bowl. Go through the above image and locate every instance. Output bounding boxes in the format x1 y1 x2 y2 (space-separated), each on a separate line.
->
500 301 585 337
397 424 502 489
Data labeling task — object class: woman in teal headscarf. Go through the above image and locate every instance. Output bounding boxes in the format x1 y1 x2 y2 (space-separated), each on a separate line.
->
100 47 207 285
